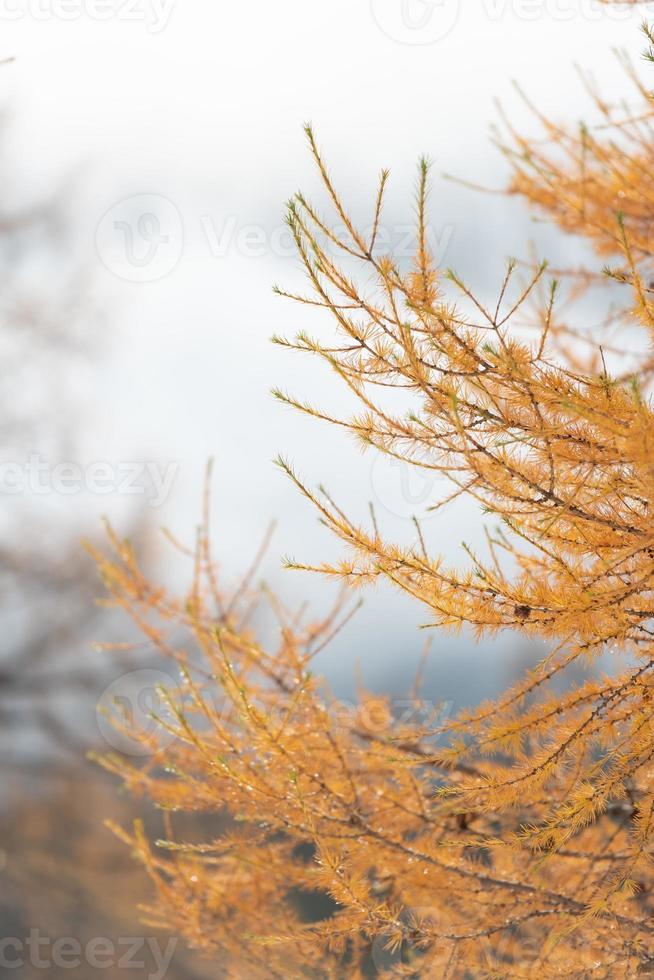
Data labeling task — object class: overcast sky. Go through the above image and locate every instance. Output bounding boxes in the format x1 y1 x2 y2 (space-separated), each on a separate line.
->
0 2 647 696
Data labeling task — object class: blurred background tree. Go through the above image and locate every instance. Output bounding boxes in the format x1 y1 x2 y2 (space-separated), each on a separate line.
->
0 108 214 978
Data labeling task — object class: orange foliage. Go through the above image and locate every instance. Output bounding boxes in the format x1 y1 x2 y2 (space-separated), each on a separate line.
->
93 15 654 978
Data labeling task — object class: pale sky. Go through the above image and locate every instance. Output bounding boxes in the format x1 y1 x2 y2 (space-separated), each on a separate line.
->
1 1 647 694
